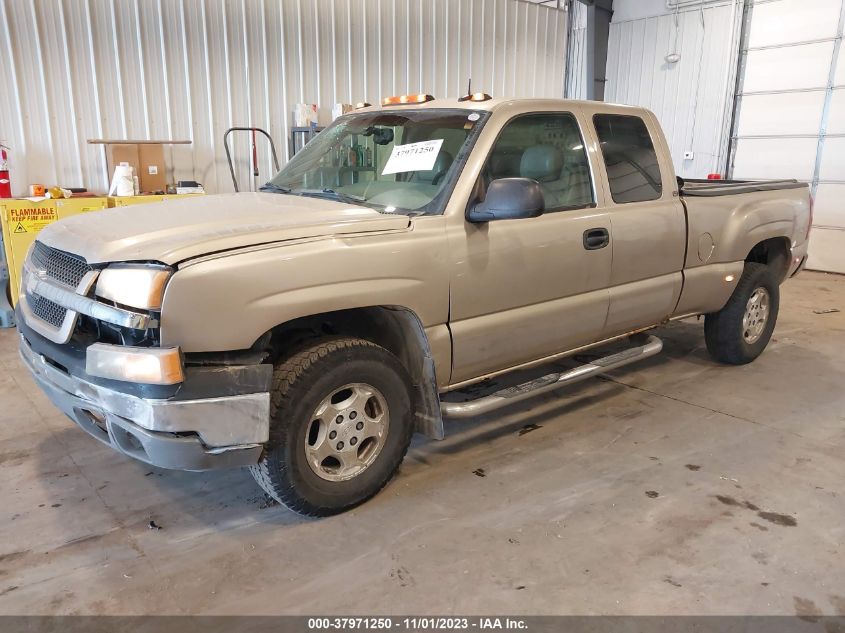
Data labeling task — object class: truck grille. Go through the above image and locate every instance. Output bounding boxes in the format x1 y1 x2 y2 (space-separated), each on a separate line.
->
24 241 94 334
30 241 92 288
27 293 68 328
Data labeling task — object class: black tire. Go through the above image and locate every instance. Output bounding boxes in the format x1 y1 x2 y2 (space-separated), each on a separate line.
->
249 337 414 517
704 262 780 365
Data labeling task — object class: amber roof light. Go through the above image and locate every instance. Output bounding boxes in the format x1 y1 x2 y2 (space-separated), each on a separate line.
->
381 94 435 106
459 92 492 102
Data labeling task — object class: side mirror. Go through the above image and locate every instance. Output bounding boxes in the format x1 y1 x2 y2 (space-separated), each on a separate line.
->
467 178 545 223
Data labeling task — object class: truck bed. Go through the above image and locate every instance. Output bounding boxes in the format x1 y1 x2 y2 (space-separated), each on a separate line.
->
679 178 808 197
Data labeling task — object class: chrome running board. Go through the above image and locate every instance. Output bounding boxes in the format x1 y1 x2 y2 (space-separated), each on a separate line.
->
440 335 663 419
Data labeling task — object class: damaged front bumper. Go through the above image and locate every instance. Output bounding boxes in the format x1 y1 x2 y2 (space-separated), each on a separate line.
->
19 334 270 471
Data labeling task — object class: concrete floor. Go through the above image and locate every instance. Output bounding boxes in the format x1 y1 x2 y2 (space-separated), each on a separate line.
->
1 271 844 616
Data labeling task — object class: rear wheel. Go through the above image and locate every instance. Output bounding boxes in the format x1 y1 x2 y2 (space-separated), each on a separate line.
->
249 337 414 517
704 262 779 365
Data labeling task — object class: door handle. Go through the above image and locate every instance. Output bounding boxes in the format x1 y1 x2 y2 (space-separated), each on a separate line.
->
583 228 610 250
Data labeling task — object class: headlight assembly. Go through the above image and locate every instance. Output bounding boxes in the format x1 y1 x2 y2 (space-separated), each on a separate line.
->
95 265 171 311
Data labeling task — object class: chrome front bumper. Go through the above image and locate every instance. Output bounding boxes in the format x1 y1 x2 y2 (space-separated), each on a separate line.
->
19 335 269 471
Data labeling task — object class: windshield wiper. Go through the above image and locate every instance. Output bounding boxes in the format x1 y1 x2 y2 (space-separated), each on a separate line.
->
298 188 367 204
259 183 292 194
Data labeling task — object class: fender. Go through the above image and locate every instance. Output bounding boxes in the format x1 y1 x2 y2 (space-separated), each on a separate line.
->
159 217 451 356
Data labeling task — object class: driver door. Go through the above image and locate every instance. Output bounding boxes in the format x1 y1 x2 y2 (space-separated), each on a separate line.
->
446 111 613 385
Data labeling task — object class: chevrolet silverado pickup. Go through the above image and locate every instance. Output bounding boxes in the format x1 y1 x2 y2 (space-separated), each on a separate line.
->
17 96 811 516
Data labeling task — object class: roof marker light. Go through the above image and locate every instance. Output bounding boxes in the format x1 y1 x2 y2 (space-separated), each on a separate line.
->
382 94 435 106
355 102 372 109
459 92 492 102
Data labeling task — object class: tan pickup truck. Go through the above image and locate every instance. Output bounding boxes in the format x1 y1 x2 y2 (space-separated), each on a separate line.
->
17 97 811 516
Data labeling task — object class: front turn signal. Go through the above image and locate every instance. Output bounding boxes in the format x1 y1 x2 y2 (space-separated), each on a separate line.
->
86 344 184 385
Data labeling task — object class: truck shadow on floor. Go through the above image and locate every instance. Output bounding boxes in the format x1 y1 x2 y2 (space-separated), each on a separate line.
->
427 380 628 458
28 319 787 527
431 320 710 455
36 428 305 529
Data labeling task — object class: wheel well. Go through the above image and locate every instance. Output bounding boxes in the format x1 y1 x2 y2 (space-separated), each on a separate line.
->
259 306 444 440
746 237 790 282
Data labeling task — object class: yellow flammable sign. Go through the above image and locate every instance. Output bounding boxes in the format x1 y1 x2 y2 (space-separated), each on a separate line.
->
2 197 107 307
9 206 58 234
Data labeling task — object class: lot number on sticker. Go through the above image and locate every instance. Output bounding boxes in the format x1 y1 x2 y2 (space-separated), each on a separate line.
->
382 139 444 175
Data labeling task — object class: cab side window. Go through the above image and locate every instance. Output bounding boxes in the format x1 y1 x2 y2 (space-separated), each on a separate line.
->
593 114 663 204
484 113 594 212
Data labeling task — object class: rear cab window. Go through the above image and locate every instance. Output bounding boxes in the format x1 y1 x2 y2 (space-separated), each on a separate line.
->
593 114 663 204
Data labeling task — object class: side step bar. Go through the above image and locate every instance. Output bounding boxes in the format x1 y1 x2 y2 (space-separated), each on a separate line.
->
440 335 663 419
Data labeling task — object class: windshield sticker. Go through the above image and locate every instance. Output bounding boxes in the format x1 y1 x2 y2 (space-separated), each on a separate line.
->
382 139 444 175
468 113 481 121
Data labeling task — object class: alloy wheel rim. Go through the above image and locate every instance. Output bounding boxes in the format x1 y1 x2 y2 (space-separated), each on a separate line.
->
742 286 770 344
304 383 389 482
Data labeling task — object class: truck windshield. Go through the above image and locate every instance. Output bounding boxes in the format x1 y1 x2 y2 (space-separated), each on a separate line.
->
263 109 489 215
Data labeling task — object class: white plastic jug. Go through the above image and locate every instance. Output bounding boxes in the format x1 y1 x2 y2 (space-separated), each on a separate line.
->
108 163 135 197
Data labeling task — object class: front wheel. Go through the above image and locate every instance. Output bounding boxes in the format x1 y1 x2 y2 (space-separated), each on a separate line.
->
704 262 780 365
249 337 414 517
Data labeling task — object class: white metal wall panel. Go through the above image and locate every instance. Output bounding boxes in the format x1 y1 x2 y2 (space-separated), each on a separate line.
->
0 0 569 196
814 184 845 226
605 1 743 178
819 137 845 181
746 0 841 47
837 46 845 85
1 1 57 188
829 88 845 134
736 91 826 136
803 226 845 273
742 43 835 93
731 0 845 273
732 137 820 180
564 0 589 99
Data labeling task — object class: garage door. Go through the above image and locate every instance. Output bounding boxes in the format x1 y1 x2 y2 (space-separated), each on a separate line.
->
729 0 845 273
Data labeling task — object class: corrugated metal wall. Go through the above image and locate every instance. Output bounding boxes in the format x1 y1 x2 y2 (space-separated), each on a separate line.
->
564 0 589 99
604 0 743 178
0 0 569 196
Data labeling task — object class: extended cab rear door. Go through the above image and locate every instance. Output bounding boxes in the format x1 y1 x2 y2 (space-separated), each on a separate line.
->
584 106 686 337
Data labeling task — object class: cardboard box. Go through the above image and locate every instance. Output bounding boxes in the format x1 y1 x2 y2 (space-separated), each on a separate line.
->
138 144 166 192
105 143 166 194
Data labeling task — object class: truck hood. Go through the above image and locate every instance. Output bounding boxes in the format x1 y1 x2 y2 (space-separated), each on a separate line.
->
37 192 411 265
